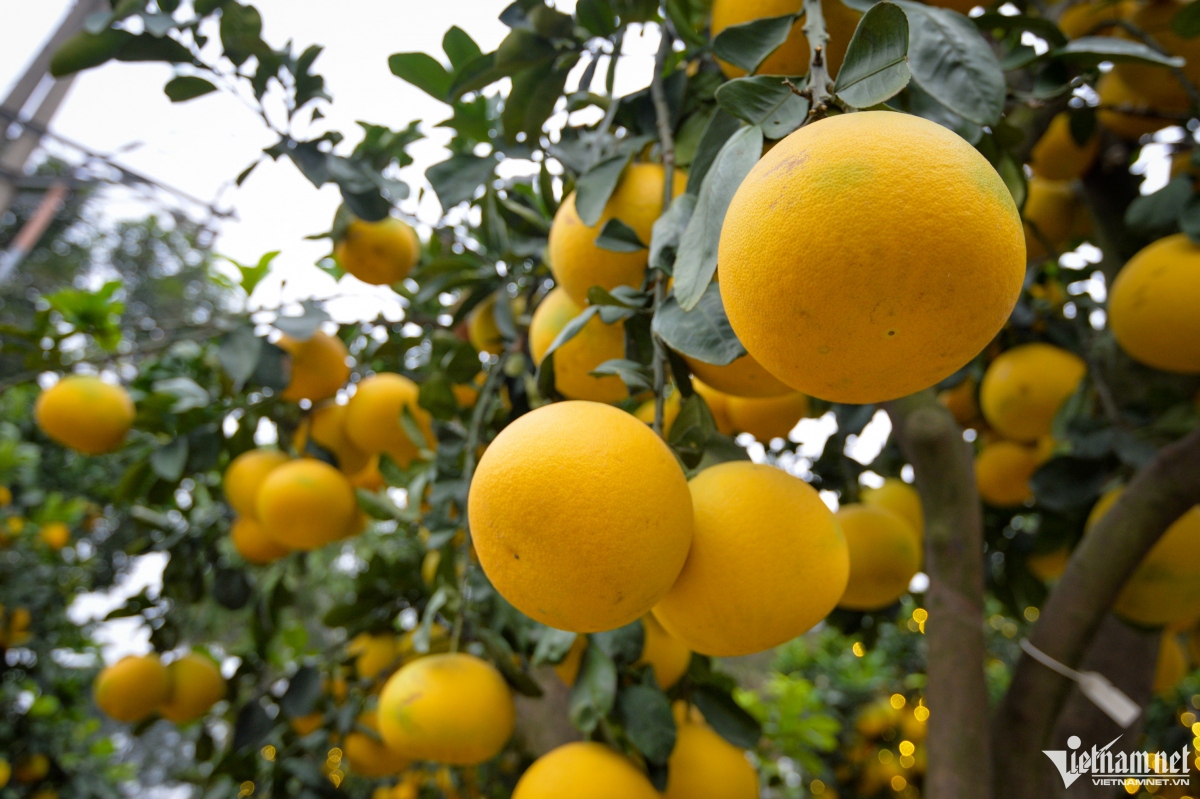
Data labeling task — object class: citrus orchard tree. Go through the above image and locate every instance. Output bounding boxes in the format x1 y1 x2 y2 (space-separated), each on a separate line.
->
4 0 1200 797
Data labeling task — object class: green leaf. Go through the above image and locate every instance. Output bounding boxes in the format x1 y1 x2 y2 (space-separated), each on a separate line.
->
218 2 264 66
712 13 801 74
618 684 677 764
236 250 277 296
895 0 1005 126
1050 36 1186 67
569 643 617 734
426 153 497 210
150 438 188 482
594 218 647 252
714 76 809 138
972 12 1068 48
654 283 747 366
541 306 602 361
1030 456 1111 512
388 52 453 100
687 110 744 195
577 0 618 37
279 666 322 718
575 153 634 227
495 28 557 73
213 567 251 609
693 685 763 748
592 620 645 666
448 53 505 99
668 393 719 467
232 701 273 751
116 32 193 63
50 29 133 76
218 327 263 390
1124 174 1191 234
674 125 763 311
153 377 210 413
443 26 483 70
273 301 330 341
418 373 459 420
591 359 653 392
1173 0 1200 37
835 2 911 109
1179 193 1200 244
532 628 579 666
476 629 544 697
649 193 698 271
251 342 290 391
502 57 577 144
164 75 218 102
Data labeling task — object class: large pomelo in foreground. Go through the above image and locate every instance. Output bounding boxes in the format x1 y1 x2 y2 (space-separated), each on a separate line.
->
653 462 847 656
512 742 659 799
469 401 693 632
718 112 1025 404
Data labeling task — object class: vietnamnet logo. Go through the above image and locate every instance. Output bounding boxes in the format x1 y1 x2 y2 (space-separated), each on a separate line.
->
1043 735 1192 789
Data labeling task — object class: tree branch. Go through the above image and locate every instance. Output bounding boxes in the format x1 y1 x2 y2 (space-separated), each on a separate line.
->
992 425 1200 797
801 0 835 122
886 391 993 799
649 22 677 437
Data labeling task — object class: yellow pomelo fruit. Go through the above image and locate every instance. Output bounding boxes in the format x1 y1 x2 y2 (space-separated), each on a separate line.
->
548 163 686 306
378 653 515 765
350 456 387 491
468 294 525 356
39 522 69 551
295 403 371 475
862 478 924 544
1097 70 1188 140
1119 0 1200 99
397 624 452 665
512 742 659 799
257 460 359 550
469 401 693 632
0 758 9 788
350 633 402 681
663 719 759 799
654 462 848 656
1154 633 1187 694
710 0 860 78
1089 486 1200 626
938 377 981 427
980 343 1086 442
230 517 289 564
278 331 350 403
1029 113 1100 181
837 504 922 611
344 373 435 466
1023 177 1081 258
719 112 1025 404
292 712 324 736
223 449 290 520
35 376 135 455
160 653 226 724
1058 0 1131 38
1027 547 1071 582
724 392 809 441
975 440 1043 507
94 654 170 722
693 379 735 434
336 217 420 286
1109 233 1200 373
13 754 48 784
685 351 793 399
634 391 682 436
529 288 627 403
637 614 692 690
345 711 410 777
0 486 9 507
553 635 588 687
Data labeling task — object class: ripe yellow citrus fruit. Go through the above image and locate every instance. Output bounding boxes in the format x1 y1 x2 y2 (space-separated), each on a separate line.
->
938 377 981 427
350 456 387 491
39 522 69 551
295 402 371 475
980 343 1086 442
548 164 686 306
862 478 924 543
230 517 289 564
663 717 759 799
1109 233 1200 373
1029 113 1100 181
693 379 735 434
654 462 848 656
553 635 587 687
470 401 694 632
344 711 410 777
336 217 421 286
94 654 170 722
529 288 627 403
0 758 9 788
1119 0 1200 99
378 653 515 765
975 440 1043 507
350 633 401 681
1027 547 1070 582
638 614 692 690
223 449 290 520
1058 0 1131 38
35 376 135 455
1097 70 1188 140
468 294 525 356
1154 633 1187 694
344 373 435 466
278 331 350 403
724 392 809 442
684 352 792 399
837 505 922 611
0 486 10 507
1023 177 1081 258
719 112 1025 404
160 653 226 724
710 0 860 78
257 459 359 550
512 742 659 799
634 391 683 436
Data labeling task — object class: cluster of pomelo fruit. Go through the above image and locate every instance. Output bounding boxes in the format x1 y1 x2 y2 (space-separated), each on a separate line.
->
93 651 226 725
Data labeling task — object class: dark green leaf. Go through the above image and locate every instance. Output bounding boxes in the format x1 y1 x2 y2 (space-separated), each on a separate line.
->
495 28 557 73
232 701 273 751
569 643 617 734
649 193 698 271
448 53 505 99
712 13 801 74
591 359 653 392
502 57 577 144
1030 456 1112 512
906 79 982 143
1050 36 1186 67
618 684 677 764
575 152 634 227
835 2 911 108
418 373 459 420
541 306 602 362
274 301 330 341
687 110 744 195
1173 0 1200 37
1179 193 1200 244
388 52 453 100
592 621 644 666
972 12 1068 48
218 2 264 67
654 283 747 365
426 153 497 210
213 567 251 610
533 628 579 665
151 438 188 482
595 218 647 252
116 33 194 64
476 629 545 697
669 393 719 468
164 74 218 102
715 76 808 138
577 0 618 36
1124 174 1191 234
50 29 133 76
218 327 263 390
443 26 483 69
250 342 290 391
693 685 762 748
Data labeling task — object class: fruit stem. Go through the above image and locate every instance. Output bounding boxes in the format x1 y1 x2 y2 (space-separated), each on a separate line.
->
801 0 835 122
649 20 678 437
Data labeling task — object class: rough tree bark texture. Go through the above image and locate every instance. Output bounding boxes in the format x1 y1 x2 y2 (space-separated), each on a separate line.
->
887 392 992 799
993 426 1200 798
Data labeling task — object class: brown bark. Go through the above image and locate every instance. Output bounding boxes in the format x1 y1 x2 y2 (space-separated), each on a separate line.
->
512 666 582 757
992 426 1200 798
887 392 992 799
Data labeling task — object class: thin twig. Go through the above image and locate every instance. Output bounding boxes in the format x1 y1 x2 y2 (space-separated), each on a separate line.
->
801 0 834 123
649 22 677 437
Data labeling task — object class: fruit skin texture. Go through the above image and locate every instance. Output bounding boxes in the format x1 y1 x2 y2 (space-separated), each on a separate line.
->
344 712 410 777
718 112 1025 404
837 505 922 611
335 217 420 286
223 449 290 521
511 742 659 799
662 719 759 799
350 633 401 681
160 653 227 723
711 0 859 78
654 462 848 656
684 352 793 398
1154 633 1187 694
378 653 515 766
470 401 693 632
344 373 435 466
1023 177 1082 258
230 517 290 564
547 164 686 306
980 343 1086 442
278 331 351 403
723 392 810 441
1097 70 1188 140
637 614 692 690
975 440 1043 507
94 654 170 722
256 460 359 550
1030 113 1100 181
862 478 924 544
1109 233 1200 373
295 403 371 475
35 376 135 455
529 288 627 403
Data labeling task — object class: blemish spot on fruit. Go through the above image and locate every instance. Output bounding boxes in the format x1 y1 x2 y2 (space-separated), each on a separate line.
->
818 345 831 354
